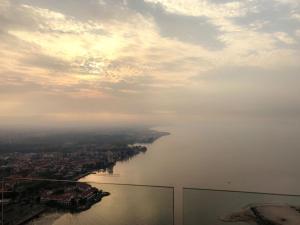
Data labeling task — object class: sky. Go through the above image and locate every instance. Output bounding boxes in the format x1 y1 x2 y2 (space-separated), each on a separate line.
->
0 0 300 128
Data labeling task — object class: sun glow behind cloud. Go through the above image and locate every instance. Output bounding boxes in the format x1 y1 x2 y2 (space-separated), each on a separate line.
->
8 5 129 75
0 0 300 127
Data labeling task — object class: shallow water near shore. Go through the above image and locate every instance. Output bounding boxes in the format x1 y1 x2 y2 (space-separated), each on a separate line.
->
26 211 63 225
29 183 173 225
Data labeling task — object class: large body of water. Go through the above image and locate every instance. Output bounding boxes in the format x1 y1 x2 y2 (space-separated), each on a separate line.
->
31 118 300 225
84 118 300 194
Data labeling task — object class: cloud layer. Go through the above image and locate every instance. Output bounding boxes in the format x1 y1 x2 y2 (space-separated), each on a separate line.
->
1 0 299 127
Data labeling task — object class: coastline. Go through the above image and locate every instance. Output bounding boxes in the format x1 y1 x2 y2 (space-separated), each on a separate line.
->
15 208 46 225
26 210 64 225
22 130 169 225
73 130 170 182
74 171 95 181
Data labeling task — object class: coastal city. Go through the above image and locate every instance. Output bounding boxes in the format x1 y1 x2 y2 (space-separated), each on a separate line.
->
0 145 147 180
0 129 169 225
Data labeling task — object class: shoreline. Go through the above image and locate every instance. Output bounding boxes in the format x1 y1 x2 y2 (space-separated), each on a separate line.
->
19 132 169 225
16 208 46 225
74 171 95 181
25 210 64 225
72 133 170 182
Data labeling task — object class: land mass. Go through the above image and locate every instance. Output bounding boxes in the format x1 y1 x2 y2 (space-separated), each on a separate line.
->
0 128 169 225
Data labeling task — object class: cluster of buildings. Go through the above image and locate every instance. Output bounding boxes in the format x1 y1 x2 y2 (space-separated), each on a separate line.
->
0 143 148 225
40 182 104 210
0 179 109 225
0 145 146 180
0 130 165 225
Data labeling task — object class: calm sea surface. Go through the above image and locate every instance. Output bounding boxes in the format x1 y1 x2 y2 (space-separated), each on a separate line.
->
30 118 300 225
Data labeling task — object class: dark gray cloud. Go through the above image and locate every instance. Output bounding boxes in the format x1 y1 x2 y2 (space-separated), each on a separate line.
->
10 0 224 48
126 0 224 49
232 1 300 39
0 4 39 31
